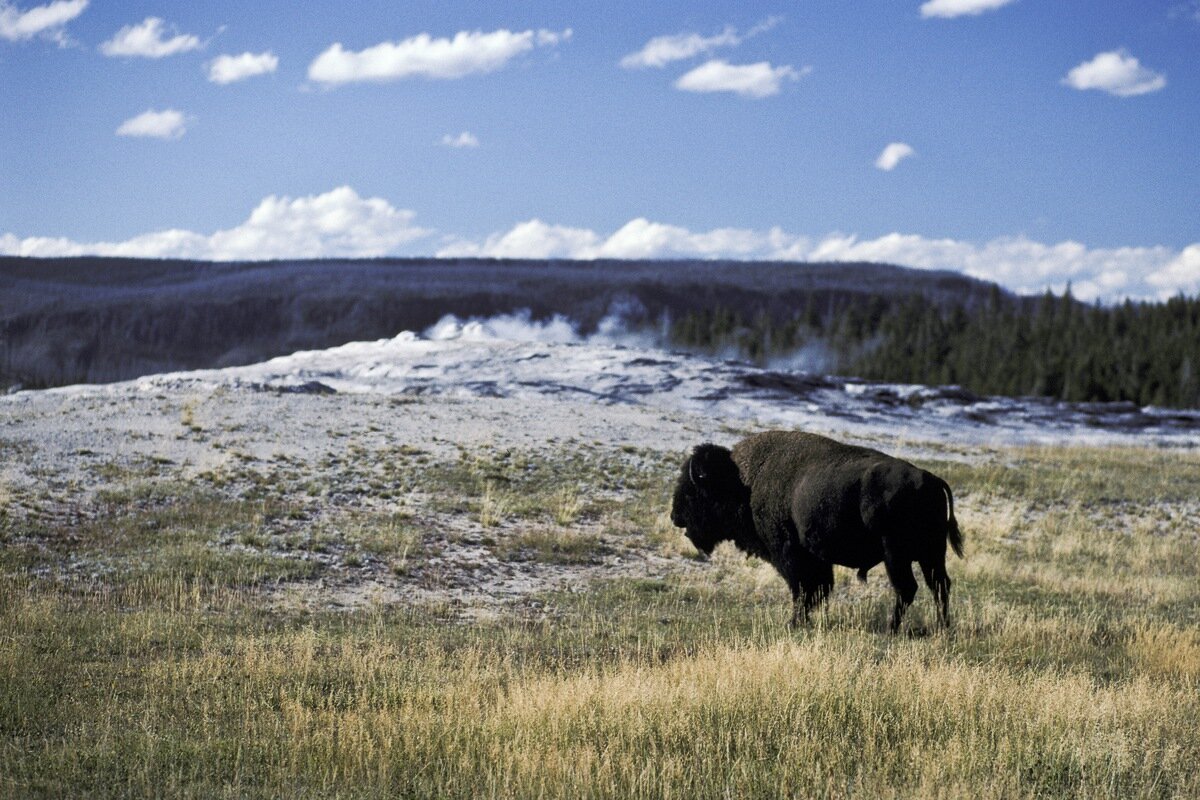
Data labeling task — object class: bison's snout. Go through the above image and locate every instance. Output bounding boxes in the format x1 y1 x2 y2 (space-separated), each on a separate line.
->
684 530 715 558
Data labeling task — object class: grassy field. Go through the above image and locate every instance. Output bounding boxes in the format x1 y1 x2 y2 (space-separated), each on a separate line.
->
2 438 1198 798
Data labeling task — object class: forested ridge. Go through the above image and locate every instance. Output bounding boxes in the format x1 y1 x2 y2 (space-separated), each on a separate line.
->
0 256 991 390
668 286 1200 409
3 256 1198 409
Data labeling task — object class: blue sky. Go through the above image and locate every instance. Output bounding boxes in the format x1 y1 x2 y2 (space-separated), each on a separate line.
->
1 0 1198 300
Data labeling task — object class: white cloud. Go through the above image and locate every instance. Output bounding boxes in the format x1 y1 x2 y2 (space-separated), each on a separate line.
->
620 28 739 69
115 109 187 139
440 218 807 261
100 16 201 58
437 219 1200 301
439 219 600 259
1147 245 1200 295
797 233 1186 301
535 29 570 46
7 195 1199 300
0 187 432 260
875 142 915 171
208 51 278 84
307 28 571 86
1062 49 1166 97
920 0 1017 18
598 218 785 259
440 131 479 148
619 17 780 69
674 59 807 98
0 0 87 42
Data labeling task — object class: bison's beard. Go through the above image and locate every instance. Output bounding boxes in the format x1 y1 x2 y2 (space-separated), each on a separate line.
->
685 528 720 557
671 468 751 557
675 502 746 558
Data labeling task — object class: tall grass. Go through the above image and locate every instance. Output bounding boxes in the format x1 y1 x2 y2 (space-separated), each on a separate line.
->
2 443 1198 797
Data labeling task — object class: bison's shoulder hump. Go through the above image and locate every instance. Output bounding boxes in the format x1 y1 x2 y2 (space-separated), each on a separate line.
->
733 430 858 465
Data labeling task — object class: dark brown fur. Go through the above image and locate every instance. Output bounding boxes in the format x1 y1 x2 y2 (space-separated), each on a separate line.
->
671 431 963 632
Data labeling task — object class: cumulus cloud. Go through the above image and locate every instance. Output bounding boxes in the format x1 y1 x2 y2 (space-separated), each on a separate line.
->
207 50 278 84
788 234 1198 301
1147 245 1200 295
439 220 600 260
0 0 87 42
440 131 479 148
439 218 807 262
674 59 807 98
1062 49 1166 97
598 218 791 259
307 28 571 86
438 219 1200 301
619 16 780 69
919 0 1017 18
7 193 1198 300
875 142 915 171
115 109 187 139
100 16 201 58
0 187 432 260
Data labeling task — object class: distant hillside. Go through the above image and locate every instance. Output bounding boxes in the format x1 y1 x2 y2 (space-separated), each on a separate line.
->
7 255 1198 409
0 256 996 389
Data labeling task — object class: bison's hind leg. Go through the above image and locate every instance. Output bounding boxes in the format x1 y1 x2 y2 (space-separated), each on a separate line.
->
919 556 952 629
882 547 918 634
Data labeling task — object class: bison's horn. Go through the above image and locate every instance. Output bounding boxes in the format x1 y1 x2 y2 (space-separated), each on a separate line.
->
689 459 703 486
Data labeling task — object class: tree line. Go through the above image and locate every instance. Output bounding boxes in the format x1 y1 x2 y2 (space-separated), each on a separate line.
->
665 286 1200 409
7 257 1196 407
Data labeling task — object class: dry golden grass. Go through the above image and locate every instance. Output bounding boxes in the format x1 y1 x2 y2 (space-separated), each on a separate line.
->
477 481 510 528
551 485 585 526
1 442 1198 798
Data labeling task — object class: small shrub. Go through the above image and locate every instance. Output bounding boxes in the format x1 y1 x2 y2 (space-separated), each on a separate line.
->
551 486 584 526
478 482 510 528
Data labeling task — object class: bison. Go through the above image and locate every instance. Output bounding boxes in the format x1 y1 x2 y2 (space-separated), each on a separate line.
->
670 431 963 632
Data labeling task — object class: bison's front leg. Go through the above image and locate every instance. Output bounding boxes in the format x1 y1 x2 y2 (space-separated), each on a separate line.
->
786 553 834 629
788 587 804 630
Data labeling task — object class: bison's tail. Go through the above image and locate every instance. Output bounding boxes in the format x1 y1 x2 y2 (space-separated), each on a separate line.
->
940 478 965 559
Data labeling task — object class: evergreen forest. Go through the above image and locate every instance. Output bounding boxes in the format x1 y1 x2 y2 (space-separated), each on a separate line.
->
666 286 1200 409
6 256 1199 409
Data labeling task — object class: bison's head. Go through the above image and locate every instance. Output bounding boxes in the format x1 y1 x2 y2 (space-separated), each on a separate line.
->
671 443 750 556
